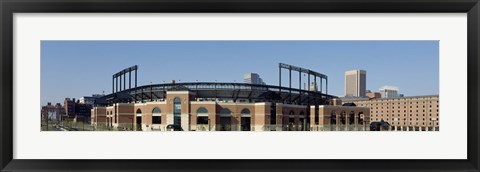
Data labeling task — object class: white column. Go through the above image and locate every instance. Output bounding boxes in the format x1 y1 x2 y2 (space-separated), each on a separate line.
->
181 114 190 131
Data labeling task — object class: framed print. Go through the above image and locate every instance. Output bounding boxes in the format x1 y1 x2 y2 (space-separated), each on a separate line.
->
1 0 479 171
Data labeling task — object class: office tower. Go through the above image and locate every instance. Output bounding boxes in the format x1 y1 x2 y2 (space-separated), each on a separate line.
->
244 73 265 85
379 86 400 98
345 70 367 97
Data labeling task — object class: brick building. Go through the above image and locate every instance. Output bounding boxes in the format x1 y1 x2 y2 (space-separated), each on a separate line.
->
64 98 93 122
41 102 65 121
343 95 439 131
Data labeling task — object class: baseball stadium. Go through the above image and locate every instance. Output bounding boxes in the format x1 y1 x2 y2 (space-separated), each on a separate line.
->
90 63 370 131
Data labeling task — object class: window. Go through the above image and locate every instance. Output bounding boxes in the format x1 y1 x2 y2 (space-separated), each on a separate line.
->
152 107 161 114
197 107 208 114
152 116 161 124
241 108 251 115
173 97 182 128
174 97 182 114
152 107 162 124
220 108 231 115
197 116 209 125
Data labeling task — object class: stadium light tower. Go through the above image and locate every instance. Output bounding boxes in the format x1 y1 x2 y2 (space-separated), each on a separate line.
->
112 65 138 93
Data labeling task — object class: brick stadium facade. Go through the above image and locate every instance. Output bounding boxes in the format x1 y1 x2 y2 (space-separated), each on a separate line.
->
91 90 370 131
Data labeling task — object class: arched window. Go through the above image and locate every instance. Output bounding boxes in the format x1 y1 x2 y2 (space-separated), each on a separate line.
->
331 111 337 125
152 107 161 114
135 109 142 131
240 108 251 131
197 107 208 114
240 108 251 115
173 97 182 128
220 108 231 115
340 111 346 125
152 107 161 124
196 107 209 125
349 111 355 125
218 108 232 131
174 97 181 114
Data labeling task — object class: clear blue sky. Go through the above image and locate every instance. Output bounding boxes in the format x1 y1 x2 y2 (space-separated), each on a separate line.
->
41 41 439 106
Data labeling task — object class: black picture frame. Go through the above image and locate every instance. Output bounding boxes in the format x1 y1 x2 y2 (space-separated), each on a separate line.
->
1 0 479 171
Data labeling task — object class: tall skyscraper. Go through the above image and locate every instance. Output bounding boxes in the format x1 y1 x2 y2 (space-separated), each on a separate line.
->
244 73 265 85
344 70 367 97
379 86 400 98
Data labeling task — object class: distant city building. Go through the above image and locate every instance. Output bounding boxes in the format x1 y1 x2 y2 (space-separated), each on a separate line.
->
366 92 382 99
79 94 104 105
41 102 65 121
342 95 439 131
344 70 366 97
64 98 93 122
379 86 400 98
244 73 266 85
329 98 343 106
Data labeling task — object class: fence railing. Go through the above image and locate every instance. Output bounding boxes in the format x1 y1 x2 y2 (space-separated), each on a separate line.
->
42 120 438 132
